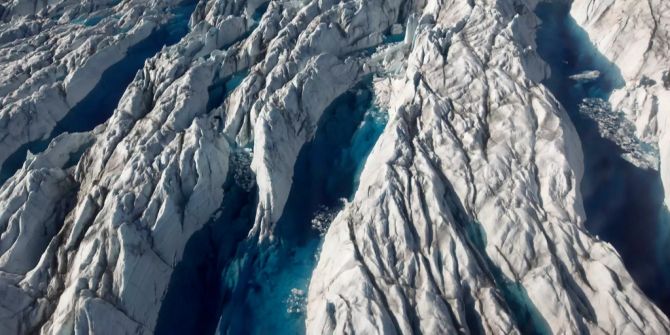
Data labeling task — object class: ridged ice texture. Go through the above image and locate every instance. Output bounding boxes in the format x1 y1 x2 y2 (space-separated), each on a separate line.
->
0 0 192 175
307 0 670 334
0 0 668 334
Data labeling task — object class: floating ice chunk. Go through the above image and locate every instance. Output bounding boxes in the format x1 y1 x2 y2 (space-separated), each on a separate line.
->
310 206 338 236
579 98 660 170
390 23 404 36
569 70 601 82
286 288 306 315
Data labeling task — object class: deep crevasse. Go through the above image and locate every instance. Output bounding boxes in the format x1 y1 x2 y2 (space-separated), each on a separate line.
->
214 79 387 335
536 0 670 313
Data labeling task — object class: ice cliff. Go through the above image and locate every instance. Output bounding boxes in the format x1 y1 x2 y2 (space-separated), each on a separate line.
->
0 0 668 334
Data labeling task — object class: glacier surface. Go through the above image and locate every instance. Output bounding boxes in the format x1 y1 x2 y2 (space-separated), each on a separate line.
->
0 0 668 334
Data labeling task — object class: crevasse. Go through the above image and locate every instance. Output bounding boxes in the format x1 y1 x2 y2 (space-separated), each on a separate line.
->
536 1 670 313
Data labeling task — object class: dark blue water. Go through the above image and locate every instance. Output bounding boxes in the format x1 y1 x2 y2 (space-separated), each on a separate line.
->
217 79 387 335
207 70 250 111
155 150 258 335
71 16 104 26
0 2 195 186
383 32 405 44
277 82 386 239
535 2 670 314
251 2 270 23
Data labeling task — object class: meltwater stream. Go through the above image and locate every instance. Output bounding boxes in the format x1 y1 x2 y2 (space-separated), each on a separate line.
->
536 2 670 313
0 2 195 185
216 79 387 335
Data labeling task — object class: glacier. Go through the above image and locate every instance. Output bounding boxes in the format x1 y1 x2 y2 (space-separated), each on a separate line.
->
0 0 669 334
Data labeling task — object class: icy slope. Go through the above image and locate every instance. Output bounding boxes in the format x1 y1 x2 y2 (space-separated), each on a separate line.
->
308 0 669 333
0 0 667 334
0 0 195 182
